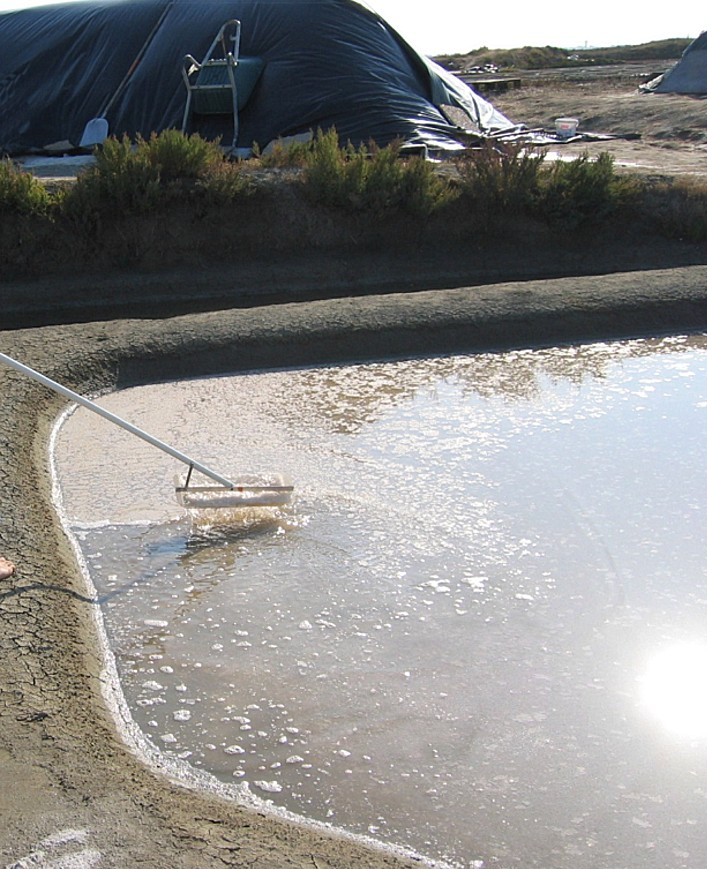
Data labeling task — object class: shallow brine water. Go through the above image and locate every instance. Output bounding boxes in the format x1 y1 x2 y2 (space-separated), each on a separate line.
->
54 335 706 868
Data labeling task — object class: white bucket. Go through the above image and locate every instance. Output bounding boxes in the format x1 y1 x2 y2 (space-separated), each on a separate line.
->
555 117 579 138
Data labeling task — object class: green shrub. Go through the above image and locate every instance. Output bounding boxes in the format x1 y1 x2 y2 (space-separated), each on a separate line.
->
63 135 162 221
60 131 252 227
0 159 58 274
395 153 456 217
362 142 404 199
301 128 350 204
638 176 706 242
537 152 628 228
302 128 453 217
455 142 546 221
195 157 256 205
141 129 223 183
456 146 642 230
0 158 54 215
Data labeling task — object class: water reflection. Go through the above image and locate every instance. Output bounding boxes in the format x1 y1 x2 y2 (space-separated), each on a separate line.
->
54 335 707 868
265 336 706 436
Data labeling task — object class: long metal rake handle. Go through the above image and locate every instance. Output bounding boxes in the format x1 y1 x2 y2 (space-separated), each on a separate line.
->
0 352 236 489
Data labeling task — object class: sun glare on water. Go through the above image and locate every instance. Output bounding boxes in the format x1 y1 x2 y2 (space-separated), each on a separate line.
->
640 643 709 738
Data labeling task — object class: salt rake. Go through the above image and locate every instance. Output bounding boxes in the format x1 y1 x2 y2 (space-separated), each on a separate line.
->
0 352 293 510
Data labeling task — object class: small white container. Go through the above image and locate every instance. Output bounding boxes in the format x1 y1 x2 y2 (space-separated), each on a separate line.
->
555 117 579 138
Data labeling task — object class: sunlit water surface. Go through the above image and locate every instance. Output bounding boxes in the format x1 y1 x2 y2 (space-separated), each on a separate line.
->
54 335 707 868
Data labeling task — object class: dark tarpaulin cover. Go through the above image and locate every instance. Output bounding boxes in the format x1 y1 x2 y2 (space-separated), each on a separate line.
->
0 0 511 155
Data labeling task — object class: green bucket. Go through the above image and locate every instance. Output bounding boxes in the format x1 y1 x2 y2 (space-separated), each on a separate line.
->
192 57 264 114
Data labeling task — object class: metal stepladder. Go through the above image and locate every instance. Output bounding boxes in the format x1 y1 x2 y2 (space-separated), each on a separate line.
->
182 19 264 149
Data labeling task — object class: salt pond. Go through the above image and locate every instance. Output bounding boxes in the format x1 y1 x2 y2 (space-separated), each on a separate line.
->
53 335 706 868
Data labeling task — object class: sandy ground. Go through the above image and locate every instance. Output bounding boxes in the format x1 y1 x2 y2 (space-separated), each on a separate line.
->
492 64 706 177
0 66 707 870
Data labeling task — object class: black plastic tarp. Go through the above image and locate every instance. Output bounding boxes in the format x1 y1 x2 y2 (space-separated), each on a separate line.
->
0 0 511 155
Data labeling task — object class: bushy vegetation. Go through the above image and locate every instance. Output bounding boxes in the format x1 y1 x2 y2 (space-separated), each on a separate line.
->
537 152 637 226
62 131 252 223
637 175 707 241
585 39 693 63
1 130 259 271
0 127 706 279
454 142 638 229
302 129 454 216
0 158 56 216
256 127 455 217
436 38 692 73
455 141 546 218
259 129 636 226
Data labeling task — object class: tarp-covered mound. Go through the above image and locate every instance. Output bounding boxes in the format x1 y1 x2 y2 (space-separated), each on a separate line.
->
641 31 707 95
0 0 512 156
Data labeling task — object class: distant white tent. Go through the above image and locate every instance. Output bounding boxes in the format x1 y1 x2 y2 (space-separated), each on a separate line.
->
641 32 707 95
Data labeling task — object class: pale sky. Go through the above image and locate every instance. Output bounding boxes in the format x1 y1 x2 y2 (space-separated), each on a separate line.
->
0 0 707 55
